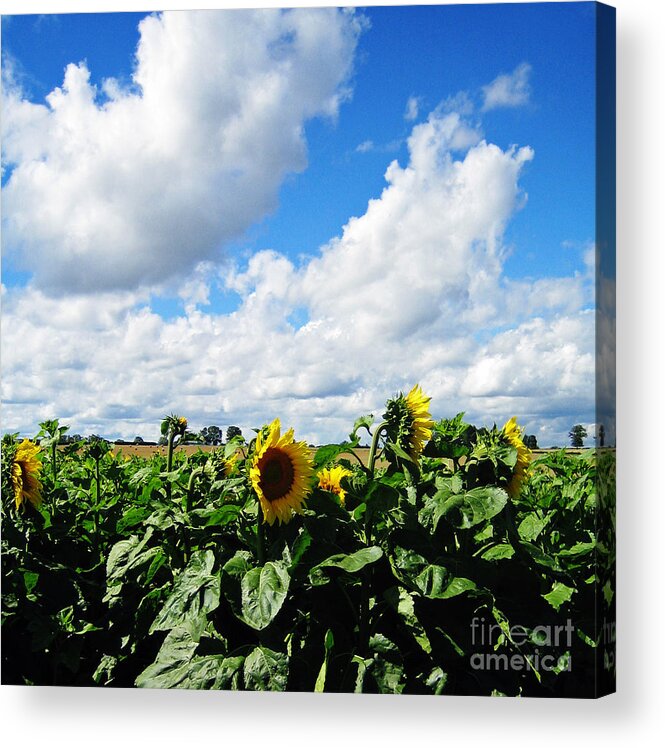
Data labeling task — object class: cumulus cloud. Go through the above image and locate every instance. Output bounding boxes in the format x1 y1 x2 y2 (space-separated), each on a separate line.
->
482 62 532 111
1 8 364 294
1 97 595 447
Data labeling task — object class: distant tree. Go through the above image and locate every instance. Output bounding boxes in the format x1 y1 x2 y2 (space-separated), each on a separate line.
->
568 424 587 448
201 425 223 446
133 436 145 444
524 434 538 450
596 424 606 448
226 425 243 441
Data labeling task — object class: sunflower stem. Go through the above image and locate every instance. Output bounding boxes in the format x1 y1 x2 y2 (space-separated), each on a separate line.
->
185 466 203 514
94 456 101 559
338 448 370 474
367 421 389 475
166 431 177 501
256 502 266 565
51 442 57 482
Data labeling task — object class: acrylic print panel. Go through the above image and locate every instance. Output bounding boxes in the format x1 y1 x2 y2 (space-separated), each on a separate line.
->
0 2 615 697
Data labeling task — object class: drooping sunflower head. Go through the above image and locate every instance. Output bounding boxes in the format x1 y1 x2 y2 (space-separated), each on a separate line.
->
384 384 435 461
501 417 533 498
206 448 240 481
249 419 314 525
10 439 43 511
223 451 239 477
318 465 354 506
161 413 188 439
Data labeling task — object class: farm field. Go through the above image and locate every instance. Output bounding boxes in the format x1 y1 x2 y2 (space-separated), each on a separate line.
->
2 404 615 695
90 443 589 462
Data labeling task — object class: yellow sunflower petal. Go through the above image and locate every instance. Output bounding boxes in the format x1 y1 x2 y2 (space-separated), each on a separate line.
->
501 417 533 498
11 439 43 511
405 384 435 459
318 465 353 506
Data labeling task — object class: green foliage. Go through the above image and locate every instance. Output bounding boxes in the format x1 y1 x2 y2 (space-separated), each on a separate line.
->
1 415 614 696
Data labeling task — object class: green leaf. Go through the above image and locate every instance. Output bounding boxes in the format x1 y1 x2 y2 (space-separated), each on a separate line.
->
289 528 313 572
105 528 161 595
243 646 289 691
480 543 515 561
414 566 476 599
116 506 152 534
136 622 243 689
420 486 508 531
517 514 548 542
543 582 575 611
241 561 290 630
385 440 416 464
520 541 561 570
314 629 335 693
313 442 358 469
557 540 596 557
602 580 614 605
350 414 374 441
424 666 447 695
150 550 220 633
308 546 383 586
384 586 431 654
23 571 39 596
389 547 476 599
221 550 254 617
192 504 242 527
368 634 405 694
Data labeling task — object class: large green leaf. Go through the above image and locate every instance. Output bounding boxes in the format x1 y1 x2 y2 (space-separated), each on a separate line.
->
421 486 508 530
389 546 476 599
384 586 431 654
220 550 254 617
105 529 163 604
480 543 515 561
518 513 548 542
414 566 476 599
150 550 220 633
543 581 575 611
243 646 289 691
367 634 405 694
313 442 358 469
308 546 383 586
241 561 290 630
136 621 243 689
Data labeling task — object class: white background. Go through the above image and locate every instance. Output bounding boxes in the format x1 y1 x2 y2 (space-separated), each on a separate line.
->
0 0 663 745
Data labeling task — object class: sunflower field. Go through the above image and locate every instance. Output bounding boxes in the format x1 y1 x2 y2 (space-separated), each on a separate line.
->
1 388 615 696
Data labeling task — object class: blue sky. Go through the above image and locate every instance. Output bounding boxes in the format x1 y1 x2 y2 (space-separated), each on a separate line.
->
1 3 602 446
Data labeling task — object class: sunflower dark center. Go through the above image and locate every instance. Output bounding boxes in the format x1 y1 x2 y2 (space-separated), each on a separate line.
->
258 448 295 503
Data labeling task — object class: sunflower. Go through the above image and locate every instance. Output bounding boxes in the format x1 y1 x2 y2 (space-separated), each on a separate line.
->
11 439 43 511
224 451 239 477
501 417 533 498
250 419 314 525
318 466 353 506
384 384 435 461
206 448 240 481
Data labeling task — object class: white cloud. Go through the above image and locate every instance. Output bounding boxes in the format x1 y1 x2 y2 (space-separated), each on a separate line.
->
1 8 364 294
404 95 420 121
482 62 532 111
355 139 375 153
1 100 595 447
